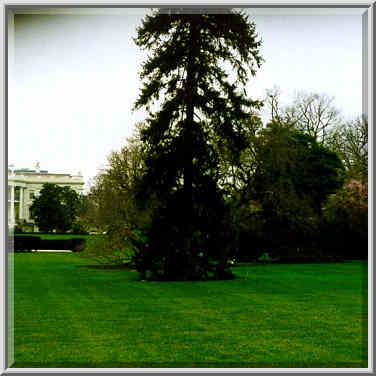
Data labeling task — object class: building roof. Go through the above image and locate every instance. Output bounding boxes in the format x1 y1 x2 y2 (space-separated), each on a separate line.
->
8 166 84 186
14 169 49 174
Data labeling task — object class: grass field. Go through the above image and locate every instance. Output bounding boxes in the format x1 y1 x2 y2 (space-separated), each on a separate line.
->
11 253 367 368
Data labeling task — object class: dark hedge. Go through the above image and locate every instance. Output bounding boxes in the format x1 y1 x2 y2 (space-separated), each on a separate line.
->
12 236 85 252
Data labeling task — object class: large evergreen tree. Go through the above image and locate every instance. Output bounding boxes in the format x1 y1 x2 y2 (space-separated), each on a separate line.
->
132 9 263 281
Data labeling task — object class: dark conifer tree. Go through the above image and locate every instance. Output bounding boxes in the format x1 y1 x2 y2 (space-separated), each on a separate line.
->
133 8 263 280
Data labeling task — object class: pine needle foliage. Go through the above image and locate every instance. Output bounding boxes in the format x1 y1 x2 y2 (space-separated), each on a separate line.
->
133 8 263 281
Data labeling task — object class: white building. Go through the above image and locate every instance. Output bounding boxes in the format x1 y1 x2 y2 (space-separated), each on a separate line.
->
8 164 84 231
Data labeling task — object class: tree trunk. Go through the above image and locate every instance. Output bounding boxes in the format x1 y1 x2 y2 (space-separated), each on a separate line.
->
183 20 200 263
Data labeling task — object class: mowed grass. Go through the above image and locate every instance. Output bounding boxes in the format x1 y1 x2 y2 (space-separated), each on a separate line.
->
11 253 367 368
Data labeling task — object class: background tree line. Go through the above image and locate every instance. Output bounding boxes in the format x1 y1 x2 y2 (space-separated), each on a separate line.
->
80 90 367 275
76 9 367 279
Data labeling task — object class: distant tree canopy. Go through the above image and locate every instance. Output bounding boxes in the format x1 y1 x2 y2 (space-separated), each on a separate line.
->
253 120 345 221
282 92 340 143
227 119 346 262
132 8 264 280
265 89 341 142
30 183 81 233
326 116 368 182
84 123 149 233
264 88 368 183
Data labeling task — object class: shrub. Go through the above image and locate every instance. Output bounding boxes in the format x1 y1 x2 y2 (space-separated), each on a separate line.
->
257 252 275 263
13 236 41 252
322 180 368 259
233 195 321 262
15 238 86 251
275 246 344 264
72 238 86 252
79 226 145 266
71 220 89 235
236 212 267 262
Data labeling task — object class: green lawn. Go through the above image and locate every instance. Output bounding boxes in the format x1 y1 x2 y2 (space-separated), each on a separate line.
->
11 253 367 368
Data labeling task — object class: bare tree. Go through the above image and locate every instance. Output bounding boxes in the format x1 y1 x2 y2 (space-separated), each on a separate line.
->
265 87 283 123
283 91 340 142
264 89 341 143
326 116 368 182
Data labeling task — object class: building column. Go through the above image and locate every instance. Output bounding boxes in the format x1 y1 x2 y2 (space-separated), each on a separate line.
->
19 187 23 218
10 185 15 227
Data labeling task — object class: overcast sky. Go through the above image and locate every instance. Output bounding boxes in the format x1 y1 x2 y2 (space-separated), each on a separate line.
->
9 8 363 190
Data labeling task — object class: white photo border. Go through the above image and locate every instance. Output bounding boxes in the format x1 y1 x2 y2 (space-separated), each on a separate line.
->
1 1 373 374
